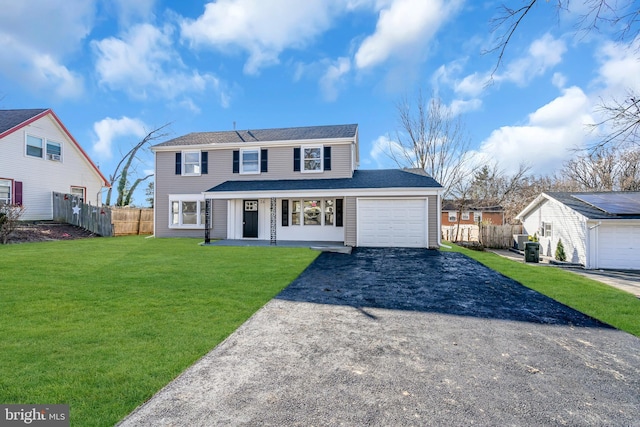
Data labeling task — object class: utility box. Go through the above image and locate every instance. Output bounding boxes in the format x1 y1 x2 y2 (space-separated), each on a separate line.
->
525 242 540 263
513 234 529 250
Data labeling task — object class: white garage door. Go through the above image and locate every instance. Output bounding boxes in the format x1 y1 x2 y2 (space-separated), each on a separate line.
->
357 198 427 247
597 224 640 269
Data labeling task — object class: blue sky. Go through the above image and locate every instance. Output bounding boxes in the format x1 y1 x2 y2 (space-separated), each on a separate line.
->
1 0 639 206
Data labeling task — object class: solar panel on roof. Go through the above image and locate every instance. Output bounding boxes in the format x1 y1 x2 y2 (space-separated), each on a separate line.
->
572 193 640 215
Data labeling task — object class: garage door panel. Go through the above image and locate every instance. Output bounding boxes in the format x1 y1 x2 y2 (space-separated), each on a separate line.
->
598 224 640 269
358 199 427 248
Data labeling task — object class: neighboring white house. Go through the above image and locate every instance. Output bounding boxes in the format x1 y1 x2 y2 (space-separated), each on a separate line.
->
516 192 640 270
0 109 109 221
152 124 444 248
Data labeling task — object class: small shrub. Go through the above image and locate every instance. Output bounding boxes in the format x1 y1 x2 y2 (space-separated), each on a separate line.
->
555 238 567 262
0 204 26 244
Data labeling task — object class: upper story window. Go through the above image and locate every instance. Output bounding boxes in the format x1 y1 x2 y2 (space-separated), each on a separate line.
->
0 179 11 205
47 141 62 161
474 212 482 222
176 151 208 176
303 147 322 172
461 211 470 220
448 211 457 222
241 149 260 174
26 135 62 162
183 151 201 175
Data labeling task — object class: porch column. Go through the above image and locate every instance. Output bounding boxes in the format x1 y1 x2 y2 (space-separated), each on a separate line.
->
204 199 211 244
270 197 277 245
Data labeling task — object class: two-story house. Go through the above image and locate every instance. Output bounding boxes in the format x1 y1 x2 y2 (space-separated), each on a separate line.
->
153 124 443 248
0 109 109 221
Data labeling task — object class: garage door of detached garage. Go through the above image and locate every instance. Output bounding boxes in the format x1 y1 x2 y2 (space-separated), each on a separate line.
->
596 224 640 270
357 198 428 247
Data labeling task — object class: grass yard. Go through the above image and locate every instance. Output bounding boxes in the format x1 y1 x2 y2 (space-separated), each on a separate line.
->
442 243 640 337
0 237 318 426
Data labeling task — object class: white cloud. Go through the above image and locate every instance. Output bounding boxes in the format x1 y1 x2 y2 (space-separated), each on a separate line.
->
0 0 93 98
319 57 352 101
92 23 227 106
449 98 482 115
354 0 462 70
499 33 567 86
369 134 403 168
93 117 148 160
111 0 156 26
478 86 594 175
180 0 339 75
595 36 640 95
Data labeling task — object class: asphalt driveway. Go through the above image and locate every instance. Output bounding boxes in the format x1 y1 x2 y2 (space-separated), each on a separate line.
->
119 248 640 426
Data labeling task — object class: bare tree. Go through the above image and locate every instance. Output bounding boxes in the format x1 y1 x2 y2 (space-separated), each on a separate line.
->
106 123 171 206
561 145 640 190
489 1 639 75
590 92 640 150
387 91 473 198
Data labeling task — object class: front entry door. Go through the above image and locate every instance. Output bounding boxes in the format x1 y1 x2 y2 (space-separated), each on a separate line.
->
243 200 258 238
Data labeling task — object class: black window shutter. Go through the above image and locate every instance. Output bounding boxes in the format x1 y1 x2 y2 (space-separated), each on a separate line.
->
201 152 208 174
175 153 182 175
335 198 343 227
281 199 289 226
14 181 23 206
324 146 331 171
293 147 300 172
261 149 268 173
232 150 239 173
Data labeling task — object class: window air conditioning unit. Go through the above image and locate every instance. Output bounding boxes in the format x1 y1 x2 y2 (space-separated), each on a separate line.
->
47 154 61 161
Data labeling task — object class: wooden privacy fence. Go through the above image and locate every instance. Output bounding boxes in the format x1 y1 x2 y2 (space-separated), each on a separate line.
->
52 192 153 237
441 223 523 249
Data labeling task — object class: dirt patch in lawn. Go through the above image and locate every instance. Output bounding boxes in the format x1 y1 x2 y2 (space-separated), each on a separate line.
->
6 222 99 244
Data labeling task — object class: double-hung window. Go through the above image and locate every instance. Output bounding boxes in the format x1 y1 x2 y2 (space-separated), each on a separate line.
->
169 195 207 228
448 211 457 222
26 135 44 158
70 186 85 202
302 147 322 172
241 149 259 174
0 179 11 205
183 151 201 175
462 211 470 220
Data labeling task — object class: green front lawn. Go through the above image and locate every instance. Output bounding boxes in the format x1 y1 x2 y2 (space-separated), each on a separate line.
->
441 243 640 337
0 237 318 426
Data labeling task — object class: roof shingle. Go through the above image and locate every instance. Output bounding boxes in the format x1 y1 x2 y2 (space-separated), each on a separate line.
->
0 109 47 135
155 124 358 147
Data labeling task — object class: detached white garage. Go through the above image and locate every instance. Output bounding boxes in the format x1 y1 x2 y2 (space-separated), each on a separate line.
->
357 198 428 247
593 223 640 270
517 191 640 270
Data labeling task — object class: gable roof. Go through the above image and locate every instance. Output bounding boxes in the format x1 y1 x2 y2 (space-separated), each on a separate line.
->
154 124 358 148
0 108 109 186
205 169 442 193
517 191 640 221
0 109 48 137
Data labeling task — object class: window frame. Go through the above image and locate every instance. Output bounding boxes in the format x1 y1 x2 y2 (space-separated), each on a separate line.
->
288 198 340 227
46 140 62 161
26 134 44 158
301 146 323 173
474 212 482 222
448 211 457 222
0 179 12 205
240 148 260 175
461 211 470 221
541 221 552 238
181 150 202 176
70 186 85 203
168 195 208 229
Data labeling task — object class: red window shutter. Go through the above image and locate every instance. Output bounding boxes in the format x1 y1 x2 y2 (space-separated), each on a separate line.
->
14 181 23 206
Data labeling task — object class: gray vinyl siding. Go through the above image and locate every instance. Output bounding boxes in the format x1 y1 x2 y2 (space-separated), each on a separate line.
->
427 195 439 248
154 143 353 237
345 196 357 246
212 199 227 239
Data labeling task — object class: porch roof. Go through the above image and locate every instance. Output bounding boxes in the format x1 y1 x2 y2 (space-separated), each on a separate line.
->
204 169 443 194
